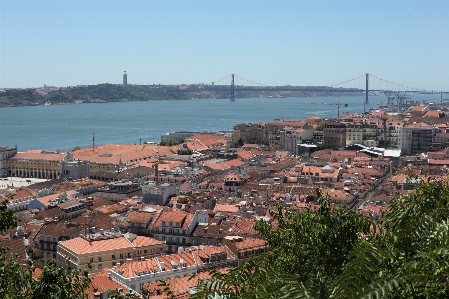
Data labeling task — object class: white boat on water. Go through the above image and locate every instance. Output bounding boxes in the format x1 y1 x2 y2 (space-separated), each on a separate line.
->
44 102 51 106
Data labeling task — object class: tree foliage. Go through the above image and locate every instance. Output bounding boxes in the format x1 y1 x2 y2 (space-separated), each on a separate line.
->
159 139 184 146
193 180 449 298
0 199 92 298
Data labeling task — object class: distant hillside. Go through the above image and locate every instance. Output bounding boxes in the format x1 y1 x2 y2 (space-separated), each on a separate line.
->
0 84 363 107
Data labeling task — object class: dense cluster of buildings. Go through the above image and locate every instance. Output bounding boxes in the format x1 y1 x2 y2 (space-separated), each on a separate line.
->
2 104 449 298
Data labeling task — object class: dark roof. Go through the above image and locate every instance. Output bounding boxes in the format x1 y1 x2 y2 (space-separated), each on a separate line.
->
28 178 66 190
0 239 27 261
35 208 65 220
191 220 234 239
58 201 85 209
34 222 81 240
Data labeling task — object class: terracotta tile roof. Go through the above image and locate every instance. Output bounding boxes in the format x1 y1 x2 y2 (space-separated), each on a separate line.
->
117 258 160 278
73 144 176 165
157 252 196 271
94 203 128 215
191 245 234 263
186 134 231 147
182 213 194 230
412 106 427 111
11 189 33 200
236 150 254 160
124 211 154 224
231 218 259 236
154 210 188 226
143 270 223 296
223 159 244 168
214 204 239 214
12 150 66 161
233 237 267 251
87 275 129 299
60 236 133 254
131 236 164 247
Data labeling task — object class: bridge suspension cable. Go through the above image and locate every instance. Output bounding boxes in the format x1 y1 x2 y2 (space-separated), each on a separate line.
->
234 75 267 87
328 74 365 87
369 74 427 92
211 74 232 85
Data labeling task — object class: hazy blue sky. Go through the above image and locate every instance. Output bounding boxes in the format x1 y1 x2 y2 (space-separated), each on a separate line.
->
1 0 448 90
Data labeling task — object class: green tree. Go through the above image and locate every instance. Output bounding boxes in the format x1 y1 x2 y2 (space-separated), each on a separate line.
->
192 190 372 298
72 146 81 152
193 179 449 298
0 199 92 298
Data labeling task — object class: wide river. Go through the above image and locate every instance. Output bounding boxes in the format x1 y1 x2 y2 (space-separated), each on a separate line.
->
0 94 440 151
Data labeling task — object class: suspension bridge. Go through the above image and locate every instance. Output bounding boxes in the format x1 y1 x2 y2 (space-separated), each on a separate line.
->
176 73 449 105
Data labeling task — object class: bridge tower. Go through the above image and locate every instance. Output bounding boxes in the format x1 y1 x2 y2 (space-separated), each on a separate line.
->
365 73 369 104
231 74 235 101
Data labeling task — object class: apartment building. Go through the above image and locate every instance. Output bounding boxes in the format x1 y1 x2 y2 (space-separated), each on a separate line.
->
280 127 314 156
323 121 347 148
152 209 209 254
345 121 378 148
57 231 166 272
400 122 435 154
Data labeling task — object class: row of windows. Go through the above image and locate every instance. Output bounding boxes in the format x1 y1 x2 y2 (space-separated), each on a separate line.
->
161 221 180 227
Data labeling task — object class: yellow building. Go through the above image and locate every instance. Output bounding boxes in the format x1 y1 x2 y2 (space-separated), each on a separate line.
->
233 123 264 145
8 150 66 179
57 231 166 272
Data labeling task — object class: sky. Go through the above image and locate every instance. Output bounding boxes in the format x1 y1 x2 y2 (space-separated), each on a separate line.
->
1 0 448 91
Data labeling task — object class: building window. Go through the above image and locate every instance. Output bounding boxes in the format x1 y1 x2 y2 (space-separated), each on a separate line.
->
112 254 116 259
127 253 131 258
98 257 102 262
98 264 102 270
120 254 124 259
90 258 94 263
137 250 141 255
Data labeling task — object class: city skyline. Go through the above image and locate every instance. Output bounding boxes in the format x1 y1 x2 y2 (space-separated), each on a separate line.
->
1 0 448 90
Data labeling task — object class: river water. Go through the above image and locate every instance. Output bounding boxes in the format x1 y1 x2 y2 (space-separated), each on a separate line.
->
0 94 440 151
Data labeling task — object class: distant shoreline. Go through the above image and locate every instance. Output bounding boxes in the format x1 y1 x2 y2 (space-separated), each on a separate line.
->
0 84 364 108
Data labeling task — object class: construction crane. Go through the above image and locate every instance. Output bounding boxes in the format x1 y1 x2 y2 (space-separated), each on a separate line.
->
303 102 348 118
383 91 411 108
